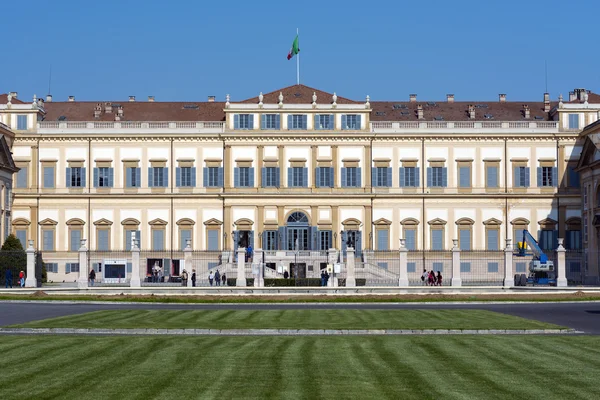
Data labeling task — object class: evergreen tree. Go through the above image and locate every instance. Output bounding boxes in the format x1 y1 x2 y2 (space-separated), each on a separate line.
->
0 234 27 285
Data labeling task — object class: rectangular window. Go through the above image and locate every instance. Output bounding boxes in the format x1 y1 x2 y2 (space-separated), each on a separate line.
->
207 230 219 251
149 167 168 187
376 229 389 250
315 114 334 130
341 167 361 187
70 229 81 252
42 229 54 251
125 230 140 251
16 229 27 248
126 167 141 188
568 114 579 129
97 229 110 251
460 262 471 273
46 263 58 273
515 262 527 273
427 167 447 187
95 167 113 188
400 167 419 187
319 230 332 251
235 114 254 129
486 166 498 188
567 166 580 188
17 115 28 130
152 229 165 251
373 167 391 187
570 262 581 273
432 262 443 272
404 229 416 250
342 115 361 130
235 167 254 187
16 166 28 188
67 263 80 273
514 166 530 187
204 167 223 188
566 230 581 250
538 166 556 187
43 166 55 188
459 228 471 250
316 167 333 188
458 166 471 188
486 229 499 251
263 167 279 188
264 230 278 251
288 114 307 130
262 114 280 130
180 229 192 250
177 167 195 187
407 262 416 273
539 230 555 250
487 262 499 273
431 229 443 250
67 167 85 188
288 167 307 187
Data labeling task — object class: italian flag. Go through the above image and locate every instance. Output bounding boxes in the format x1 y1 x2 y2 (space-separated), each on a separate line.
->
287 35 300 60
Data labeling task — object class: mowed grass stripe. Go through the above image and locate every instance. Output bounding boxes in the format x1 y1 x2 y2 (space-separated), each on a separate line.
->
13 309 563 330
1 336 599 400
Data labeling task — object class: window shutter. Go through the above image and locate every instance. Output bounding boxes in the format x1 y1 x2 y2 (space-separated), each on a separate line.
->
126 230 132 250
427 167 432 187
248 115 254 129
71 230 81 251
415 167 420 187
218 167 224 187
399 167 405 187
275 114 280 129
288 168 293 187
136 230 141 249
341 115 347 130
261 168 267 187
234 167 240 187
356 167 362 187
17 167 27 188
190 167 196 187
314 115 320 130
487 166 497 188
302 167 308 187
487 229 498 250
405 230 416 250
163 168 168 187
302 115 307 129
66 168 72 188
66 263 71 274
377 229 389 250
261 114 266 130
315 167 321 187
442 167 448 187
126 168 132 187
153 230 164 250
234 114 240 129
203 167 208 187
207 230 219 251
148 167 154 187
341 168 347 187
98 230 109 251
371 168 377 187
278 227 286 250
249 167 255 187
328 167 334 188
176 167 181 187
329 114 335 129
552 167 558 186
276 167 281 188
93 168 99 188
537 167 542 187
432 230 443 250
287 115 292 129
356 115 362 130
81 168 86 187
180 229 191 250
135 168 141 187
108 168 114 187
356 231 362 257
460 229 471 250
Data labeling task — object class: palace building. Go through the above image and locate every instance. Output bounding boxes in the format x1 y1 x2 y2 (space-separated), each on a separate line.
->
0 85 597 283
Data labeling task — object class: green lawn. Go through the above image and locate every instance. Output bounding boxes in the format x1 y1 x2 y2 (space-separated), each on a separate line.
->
0 335 598 400
13 309 562 330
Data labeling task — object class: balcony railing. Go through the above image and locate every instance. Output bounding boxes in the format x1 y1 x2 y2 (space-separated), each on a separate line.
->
370 121 559 132
37 121 225 132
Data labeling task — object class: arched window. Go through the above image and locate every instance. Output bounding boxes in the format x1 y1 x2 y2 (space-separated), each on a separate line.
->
287 212 309 224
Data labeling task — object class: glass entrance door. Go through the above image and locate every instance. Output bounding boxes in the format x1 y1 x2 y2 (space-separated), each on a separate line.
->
287 228 309 250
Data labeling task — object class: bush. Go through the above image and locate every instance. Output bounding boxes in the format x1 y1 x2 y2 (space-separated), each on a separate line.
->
338 278 366 287
0 234 27 286
226 278 254 287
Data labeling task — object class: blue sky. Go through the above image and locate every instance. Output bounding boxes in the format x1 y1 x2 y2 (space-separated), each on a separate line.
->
3 0 599 102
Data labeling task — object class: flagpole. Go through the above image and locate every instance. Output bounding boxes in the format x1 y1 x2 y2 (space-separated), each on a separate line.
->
296 28 300 85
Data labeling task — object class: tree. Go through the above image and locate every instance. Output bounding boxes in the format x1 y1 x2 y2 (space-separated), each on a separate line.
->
0 234 27 285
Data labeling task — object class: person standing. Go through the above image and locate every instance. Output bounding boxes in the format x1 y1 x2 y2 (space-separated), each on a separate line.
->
157 266 163 283
421 269 428 286
221 273 226 286
209 271 214 286
324 270 330 287
88 268 96 286
320 270 326 287
214 270 221 287
19 271 25 288
181 269 188 287
283 270 289 279
436 271 443 286
5 269 13 288
191 269 196 287
247 245 253 263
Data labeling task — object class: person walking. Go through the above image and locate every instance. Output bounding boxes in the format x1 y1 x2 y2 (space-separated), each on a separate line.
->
320 270 326 287
181 269 188 287
421 269 428 286
209 271 214 286
88 268 96 286
436 271 443 286
214 270 221 287
221 273 226 286
247 245 253 263
324 270 330 287
5 269 13 288
191 269 196 287
428 270 435 286
19 271 25 288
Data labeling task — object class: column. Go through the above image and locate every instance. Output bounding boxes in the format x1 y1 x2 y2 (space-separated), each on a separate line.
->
130 233 141 287
254 248 264 287
332 145 339 188
398 239 409 286
451 239 462 287
236 247 246 286
257 145 264 188
224 145 232 189
346 247 356 287
503 238 514 288
184 239 193 287
556 238 568 287
328 248 339 287
77 239 88 289
223 205 232 250
257 206 264 248
278 145 285 186
364 205 372 250
25 240 37 287
332 205 339 248
364 144 372 190
311 145 317 189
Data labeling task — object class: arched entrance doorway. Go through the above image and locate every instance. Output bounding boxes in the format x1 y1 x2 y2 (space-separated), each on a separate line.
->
286 211 310 250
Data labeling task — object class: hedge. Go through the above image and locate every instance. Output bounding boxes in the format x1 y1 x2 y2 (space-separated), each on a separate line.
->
223 278 366 287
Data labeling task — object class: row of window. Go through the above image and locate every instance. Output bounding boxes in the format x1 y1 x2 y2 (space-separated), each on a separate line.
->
18 165 571 189
234 114 362 130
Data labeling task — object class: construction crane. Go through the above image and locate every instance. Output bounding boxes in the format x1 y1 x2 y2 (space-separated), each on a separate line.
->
515 229 556 286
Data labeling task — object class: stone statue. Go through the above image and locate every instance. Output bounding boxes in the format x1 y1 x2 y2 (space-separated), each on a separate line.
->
6 94 12 104
365 95 370 108
259 92 264 103
278 92 284 103
332 92 337 104
312 92 317 103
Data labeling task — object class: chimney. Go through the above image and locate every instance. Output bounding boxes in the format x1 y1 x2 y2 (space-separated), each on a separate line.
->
447 94 454 103
46 94 53 102
117 106 124 117
208 95 216 102
147 96 155 102
468 104 475 119
105 102 113 114
523 104 530 119
499 94 506 103
9 91 17 99
94 104 102 119
410 94 417 103
574 88 587 101
544 92 550 112
569 91 576 102
417 104 424 119
129 96 135 102
68 96 75 102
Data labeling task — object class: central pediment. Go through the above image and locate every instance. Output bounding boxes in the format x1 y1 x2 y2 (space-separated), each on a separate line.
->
240 84 360 105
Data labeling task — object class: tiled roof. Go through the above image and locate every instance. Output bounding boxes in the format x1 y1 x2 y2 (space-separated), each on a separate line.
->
0 94 26 104
567 91 600 104
240 84 360 104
